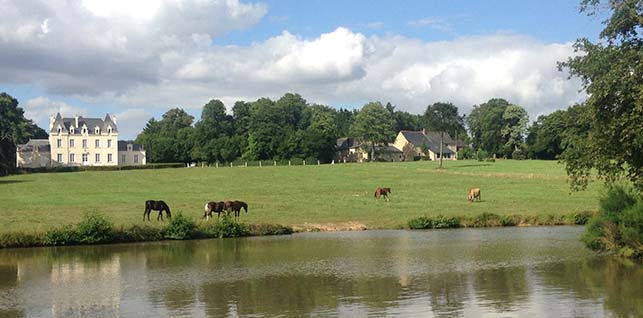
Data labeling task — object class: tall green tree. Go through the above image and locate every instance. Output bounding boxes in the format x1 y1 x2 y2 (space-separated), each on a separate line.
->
424 102 466 168
0 93 47 175
526 110 568 160
351 102 395 160
467 98 527 158
136 108 195 163
560 0 643 190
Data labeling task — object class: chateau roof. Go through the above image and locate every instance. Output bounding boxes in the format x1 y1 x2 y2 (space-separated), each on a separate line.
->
17 139 50 152
50 113 117 134
118 141 144 151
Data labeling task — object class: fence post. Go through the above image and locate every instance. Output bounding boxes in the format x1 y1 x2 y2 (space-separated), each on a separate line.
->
303 160 306 166
288 160 291 166
245 161 247 167
332 160 334 165
259 161 262 167
230 162 233 167
274 160 276 166
216 162 219 168
317 160 320 165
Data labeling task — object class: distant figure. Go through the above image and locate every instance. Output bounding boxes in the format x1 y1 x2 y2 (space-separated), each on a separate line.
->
467 188 481 202
374 187 391 201
230 200 248 220
203 201 225 221
144 200 172 221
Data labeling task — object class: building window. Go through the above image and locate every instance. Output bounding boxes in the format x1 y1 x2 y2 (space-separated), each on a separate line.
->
108 153 112 162
121 154 126 163
82 153 88 163
134 154 139 163
108 128 112 134
82 128 87 134
57 128 61 134
95 153 100 162
95 127 100 134
107 139 112 148
95 139 100 148
69 153 75 163
70 127 74 134
57 154 62 162
69 139 75 148
57 139 62 148
82 139 87 148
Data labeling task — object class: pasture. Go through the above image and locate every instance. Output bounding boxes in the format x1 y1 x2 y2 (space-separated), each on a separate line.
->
0 160 601 234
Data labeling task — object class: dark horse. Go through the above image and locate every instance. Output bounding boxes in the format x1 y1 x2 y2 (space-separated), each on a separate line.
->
374 187 391 201
203 201 225 220
230 200 248 220
144 200 172 221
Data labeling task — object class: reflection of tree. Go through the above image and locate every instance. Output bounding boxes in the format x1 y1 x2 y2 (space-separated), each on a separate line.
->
0 264 24 318
537 257 643 318
473 266 530 312
418 272 468 318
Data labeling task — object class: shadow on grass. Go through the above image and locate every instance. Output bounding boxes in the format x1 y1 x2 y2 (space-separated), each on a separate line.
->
449 163 494 169
0 180 30 185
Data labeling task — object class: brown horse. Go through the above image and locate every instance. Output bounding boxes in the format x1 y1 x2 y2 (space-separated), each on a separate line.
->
144 200 172 221
467 188 481 202
374 187 391 201
224 201 234 216
230 200 248 220
203 201 225 220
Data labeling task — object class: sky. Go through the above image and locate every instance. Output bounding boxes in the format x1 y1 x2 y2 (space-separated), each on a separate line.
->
0 0 606 139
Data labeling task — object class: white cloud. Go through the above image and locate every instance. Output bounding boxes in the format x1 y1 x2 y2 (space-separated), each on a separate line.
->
2 1 585 132
23 97 88 130
113 109 153 139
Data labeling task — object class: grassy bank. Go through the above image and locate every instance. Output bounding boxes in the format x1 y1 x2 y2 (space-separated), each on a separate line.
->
0 160 600 238
0 211 293 248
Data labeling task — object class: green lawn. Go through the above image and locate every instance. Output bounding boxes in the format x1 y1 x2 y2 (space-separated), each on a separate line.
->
0 160 601 233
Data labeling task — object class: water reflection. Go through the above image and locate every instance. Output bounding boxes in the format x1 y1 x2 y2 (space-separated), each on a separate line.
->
0 227 640 318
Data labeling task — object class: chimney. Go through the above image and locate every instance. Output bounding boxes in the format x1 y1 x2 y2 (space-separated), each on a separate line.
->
49 115 55 131
75 115 79 128
112 115 116 125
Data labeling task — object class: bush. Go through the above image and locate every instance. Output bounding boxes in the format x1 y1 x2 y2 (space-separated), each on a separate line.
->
0 232 41 248
75 211 115 244
470 212 503 227
476 150 488 161
163 213 198 240
408 215 459 229
205 216 250 238
43 224 78 245
582 186 643 259
512 149 526 160
121 225 164 242
567 211 595 225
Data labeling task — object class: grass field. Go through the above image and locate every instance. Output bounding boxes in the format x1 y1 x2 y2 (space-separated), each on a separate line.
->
0 160 602 234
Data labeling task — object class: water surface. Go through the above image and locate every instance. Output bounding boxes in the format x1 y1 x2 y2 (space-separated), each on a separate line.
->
0 226 640 317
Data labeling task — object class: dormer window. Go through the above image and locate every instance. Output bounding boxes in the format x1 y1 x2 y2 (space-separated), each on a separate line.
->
95 127 100 134
70 127 74 134
57 128 62 134
107 127 112 134
82 128 87 134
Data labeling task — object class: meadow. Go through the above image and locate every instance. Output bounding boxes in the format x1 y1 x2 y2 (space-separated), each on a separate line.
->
0 160 602 235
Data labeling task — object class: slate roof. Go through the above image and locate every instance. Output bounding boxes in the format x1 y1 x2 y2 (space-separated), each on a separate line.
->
118 141 144 151
336 137 362 150
399 130 456 155
50 113 118 134
17 139 50 152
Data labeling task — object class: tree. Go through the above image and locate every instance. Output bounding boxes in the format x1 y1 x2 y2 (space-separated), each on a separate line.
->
136 108 195 163
526 110 568 160
0 93 47 175
351 102 395 160
467 98 527 158
559 0 643 190
424 102 465 168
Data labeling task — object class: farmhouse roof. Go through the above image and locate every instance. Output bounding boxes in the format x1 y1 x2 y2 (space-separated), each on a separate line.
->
399 130 455 154
336 137 362 150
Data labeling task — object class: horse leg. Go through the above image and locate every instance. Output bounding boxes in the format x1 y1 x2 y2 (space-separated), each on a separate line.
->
157 211 162 221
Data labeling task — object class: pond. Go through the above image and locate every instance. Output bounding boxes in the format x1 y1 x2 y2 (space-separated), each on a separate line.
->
0 226 640 317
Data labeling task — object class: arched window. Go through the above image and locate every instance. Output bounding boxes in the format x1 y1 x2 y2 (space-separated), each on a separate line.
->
95 127 100 134
70 127 74 134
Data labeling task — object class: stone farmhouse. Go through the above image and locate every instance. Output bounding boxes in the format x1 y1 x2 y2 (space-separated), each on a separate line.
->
16 113 146 168
336 129 467 162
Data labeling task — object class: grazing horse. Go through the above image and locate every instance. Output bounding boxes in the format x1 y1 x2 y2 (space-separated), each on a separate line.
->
374 187 391 201
467 188 481 202
230 200 248 220
203 201 225 220
224 201 234 216
144 200 172 221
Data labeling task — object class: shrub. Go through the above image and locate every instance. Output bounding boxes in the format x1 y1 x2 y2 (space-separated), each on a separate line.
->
408 216 433 229
205 217 250 238
75 211 114 244
121 225 164 242
512 149 526 160
476 150 488 161
43 224 78 245
470 212 502 227
249 223 293 236
163 213 198 240
582 186 643 259
0 232 41 248
500 215 520 226
567 211 595 225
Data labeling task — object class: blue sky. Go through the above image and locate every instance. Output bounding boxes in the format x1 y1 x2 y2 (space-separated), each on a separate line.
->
0 0 603 139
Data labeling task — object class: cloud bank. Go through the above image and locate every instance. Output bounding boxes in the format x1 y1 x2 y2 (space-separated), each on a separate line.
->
1 0 584 138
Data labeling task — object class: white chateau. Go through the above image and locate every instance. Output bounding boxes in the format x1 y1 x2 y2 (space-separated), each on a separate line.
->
16 113 146 168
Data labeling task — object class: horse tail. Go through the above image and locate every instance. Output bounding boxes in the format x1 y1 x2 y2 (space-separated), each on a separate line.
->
165 203 172 218
204 203 209 213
